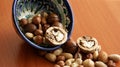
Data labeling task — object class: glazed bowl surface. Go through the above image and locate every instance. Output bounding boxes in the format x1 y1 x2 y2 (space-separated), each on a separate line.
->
13 0 74 51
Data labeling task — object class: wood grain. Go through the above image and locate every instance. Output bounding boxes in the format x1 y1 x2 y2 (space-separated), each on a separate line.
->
0 0 120 67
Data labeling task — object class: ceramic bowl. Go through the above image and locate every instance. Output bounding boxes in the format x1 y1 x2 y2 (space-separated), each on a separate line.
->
12 0 74 51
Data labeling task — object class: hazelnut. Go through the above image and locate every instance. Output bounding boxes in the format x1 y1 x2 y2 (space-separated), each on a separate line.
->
45 53 56 62
62 39 77 54
32 15 41 25
56 55 65 61
53 48 63 56
83 59 94 67
86 53 93 59
19 18 28 26
34 29 43 36
47 13 59 25
61 53 73 60
33 35 43 44
77 36 99 53
52 22 63 28
107 60 116 67
24 23 37 32
57 61 65 66
45 27 67 46
25 32 34 39
98 51 108 63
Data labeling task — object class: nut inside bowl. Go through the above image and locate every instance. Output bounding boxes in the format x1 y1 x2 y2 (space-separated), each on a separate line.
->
12 0 74 51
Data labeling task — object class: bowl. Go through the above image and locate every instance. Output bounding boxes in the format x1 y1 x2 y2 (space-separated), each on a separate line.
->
12 0 74 51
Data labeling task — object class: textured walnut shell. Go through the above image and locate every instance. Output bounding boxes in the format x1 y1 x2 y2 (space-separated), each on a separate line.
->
77 36 98 53
45 27 67 46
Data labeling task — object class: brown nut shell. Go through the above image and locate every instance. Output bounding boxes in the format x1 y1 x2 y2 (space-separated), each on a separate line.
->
34 29 43 36
32 15 41 25
56 55 65 61
77 36 98 53
52 22 63 28
47 13 59 25
62 39 77 54
24 23 37 32
19 18 28 26
33 35 43 44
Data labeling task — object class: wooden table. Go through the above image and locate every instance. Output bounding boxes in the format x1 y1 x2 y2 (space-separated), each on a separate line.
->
0 0 120 67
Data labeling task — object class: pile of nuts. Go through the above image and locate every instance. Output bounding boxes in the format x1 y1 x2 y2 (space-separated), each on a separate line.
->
19 10 120 67
19 12 68 47
38 36 120 67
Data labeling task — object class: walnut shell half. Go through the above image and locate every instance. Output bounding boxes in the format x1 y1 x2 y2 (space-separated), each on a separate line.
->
77 36 98 53
45 26 67 46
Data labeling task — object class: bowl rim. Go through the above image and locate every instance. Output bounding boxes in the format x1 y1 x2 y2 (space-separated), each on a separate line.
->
12 0 74 51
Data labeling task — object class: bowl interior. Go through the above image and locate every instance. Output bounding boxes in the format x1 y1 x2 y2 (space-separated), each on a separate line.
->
13 0 74 51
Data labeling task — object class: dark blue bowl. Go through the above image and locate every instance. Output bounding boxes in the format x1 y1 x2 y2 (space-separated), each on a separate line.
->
12 0 74 51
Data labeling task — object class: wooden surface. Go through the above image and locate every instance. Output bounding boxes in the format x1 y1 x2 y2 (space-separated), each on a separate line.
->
0 0 120 67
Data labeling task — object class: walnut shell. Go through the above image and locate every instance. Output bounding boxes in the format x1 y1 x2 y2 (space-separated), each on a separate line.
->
45 27 67 46
77 36 99 53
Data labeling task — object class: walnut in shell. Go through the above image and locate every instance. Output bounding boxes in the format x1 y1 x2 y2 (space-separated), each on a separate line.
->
77 36 98 53
45 27 67 46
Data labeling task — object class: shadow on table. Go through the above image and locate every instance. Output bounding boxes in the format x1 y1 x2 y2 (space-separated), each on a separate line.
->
16 42 53 67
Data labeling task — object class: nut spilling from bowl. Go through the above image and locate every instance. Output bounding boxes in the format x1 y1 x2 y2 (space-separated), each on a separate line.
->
37 36 120 67
19 12 68 47
77 36 98 53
